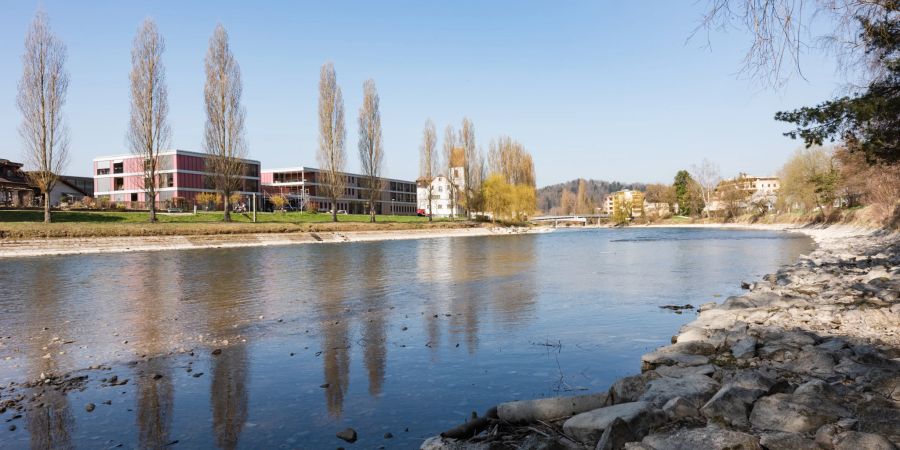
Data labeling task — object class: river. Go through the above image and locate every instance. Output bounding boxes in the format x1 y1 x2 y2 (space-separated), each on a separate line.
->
0 227 814 449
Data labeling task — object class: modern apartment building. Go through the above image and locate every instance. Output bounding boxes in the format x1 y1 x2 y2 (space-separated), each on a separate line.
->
261 166 417 215
93 149 261 208
604 189 645 218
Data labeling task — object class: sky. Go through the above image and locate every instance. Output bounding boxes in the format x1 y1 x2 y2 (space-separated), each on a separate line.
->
0 1 845 186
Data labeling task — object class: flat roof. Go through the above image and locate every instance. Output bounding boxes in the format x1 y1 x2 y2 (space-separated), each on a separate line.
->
93 149 260 164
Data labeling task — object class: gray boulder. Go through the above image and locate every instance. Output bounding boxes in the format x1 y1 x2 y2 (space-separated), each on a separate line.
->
750 393 850 434
700 385 766 429
609 373 658 404
834 431 897 450
639 374 720 408
731 336 757 359
759 432 820 450
640 425 760 450
596 417 639 450
562 401 666 444
662 397 700 421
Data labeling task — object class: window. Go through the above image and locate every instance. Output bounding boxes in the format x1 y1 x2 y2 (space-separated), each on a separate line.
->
97 168 110 175
113 162 124 174
114 177 124 191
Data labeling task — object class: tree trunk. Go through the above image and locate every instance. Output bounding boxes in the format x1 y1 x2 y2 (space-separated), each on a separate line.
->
370 203 375 223
43 193 51 223
148 193 157 222
223 194 231 222
332 201 338 222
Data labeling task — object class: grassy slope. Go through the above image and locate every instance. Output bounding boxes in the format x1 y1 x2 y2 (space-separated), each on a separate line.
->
0 210 476 239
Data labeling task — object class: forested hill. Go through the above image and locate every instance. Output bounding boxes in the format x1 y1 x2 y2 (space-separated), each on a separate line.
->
537 179 647 214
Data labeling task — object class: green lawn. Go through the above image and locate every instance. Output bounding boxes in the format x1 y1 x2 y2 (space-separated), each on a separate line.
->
0 209 469 239
0 209 436 224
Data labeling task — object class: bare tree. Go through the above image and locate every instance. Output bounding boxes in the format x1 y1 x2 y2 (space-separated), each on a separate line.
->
17 11 69 223
128 18 170 222
697 0 895 88
203 24 247 223
691 158 722 218
442 125 459 220
419 119 439 221
358 79 383 223
317 62 347 223
458 117 477 216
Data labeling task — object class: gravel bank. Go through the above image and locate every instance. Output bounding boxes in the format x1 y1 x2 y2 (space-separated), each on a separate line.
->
421 225 900 449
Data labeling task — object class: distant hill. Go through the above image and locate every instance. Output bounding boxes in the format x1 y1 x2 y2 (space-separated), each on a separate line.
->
537 179 647 214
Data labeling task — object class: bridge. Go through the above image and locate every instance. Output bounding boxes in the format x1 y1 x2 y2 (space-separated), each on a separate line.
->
530 214 608 226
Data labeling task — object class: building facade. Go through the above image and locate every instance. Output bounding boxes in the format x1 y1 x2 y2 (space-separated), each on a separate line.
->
0 159 33 207
416 167 466 218
708 174 781 213
93 149 260 208
261 166 417 215
604 189 645 219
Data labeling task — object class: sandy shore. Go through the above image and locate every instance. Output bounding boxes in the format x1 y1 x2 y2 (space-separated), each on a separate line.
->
0 225 552 258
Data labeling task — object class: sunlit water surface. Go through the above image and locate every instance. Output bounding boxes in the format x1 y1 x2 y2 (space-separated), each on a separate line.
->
0 227 814 449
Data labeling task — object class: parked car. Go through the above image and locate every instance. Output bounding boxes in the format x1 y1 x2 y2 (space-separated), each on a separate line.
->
328 209 349 215
417 208 426 216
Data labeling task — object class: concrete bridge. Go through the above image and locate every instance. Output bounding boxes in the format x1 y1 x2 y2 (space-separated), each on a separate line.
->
530 214 608 226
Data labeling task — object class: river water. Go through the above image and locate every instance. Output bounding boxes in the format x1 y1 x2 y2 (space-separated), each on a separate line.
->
0 227 813 449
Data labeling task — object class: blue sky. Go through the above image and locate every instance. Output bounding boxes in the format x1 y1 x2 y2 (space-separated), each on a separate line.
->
0 1 842 185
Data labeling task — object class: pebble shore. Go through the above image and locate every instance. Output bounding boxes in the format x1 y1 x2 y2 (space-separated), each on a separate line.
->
422 226 900 449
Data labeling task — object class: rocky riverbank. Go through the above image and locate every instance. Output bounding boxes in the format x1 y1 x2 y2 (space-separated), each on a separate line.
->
421 226 900 449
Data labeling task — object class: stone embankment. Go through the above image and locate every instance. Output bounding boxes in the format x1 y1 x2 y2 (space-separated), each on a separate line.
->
421 227 900 449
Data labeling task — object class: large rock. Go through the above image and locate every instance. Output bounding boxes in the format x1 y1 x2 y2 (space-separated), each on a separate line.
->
640 426 760 450
749 393 850 434
609 373 657 404
662 397 700 421
759 432 820 450
833 431 897 450
700 385 766 430
730 336 757 359
497 392 610 423
638 374 720 408
654 364 715 379
562 401 665 444
596 417 639 450
856 397 900 443
641 344 713 371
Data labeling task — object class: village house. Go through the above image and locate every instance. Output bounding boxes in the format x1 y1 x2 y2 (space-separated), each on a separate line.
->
0 159 33 207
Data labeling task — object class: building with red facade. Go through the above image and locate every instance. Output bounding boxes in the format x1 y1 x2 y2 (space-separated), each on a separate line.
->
93 149 260 208
261 166 417 215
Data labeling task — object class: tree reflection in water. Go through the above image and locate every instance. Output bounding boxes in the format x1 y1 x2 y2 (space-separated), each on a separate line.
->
23 259 74 450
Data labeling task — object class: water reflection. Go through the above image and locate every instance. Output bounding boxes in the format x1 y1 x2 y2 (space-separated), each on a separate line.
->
22 260 74 450
202 254 255 450
318 245 351 418
126 253 178 449
361 244 388 396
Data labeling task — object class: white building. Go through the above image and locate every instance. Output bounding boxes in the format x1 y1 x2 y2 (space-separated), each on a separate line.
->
416 166 466 218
